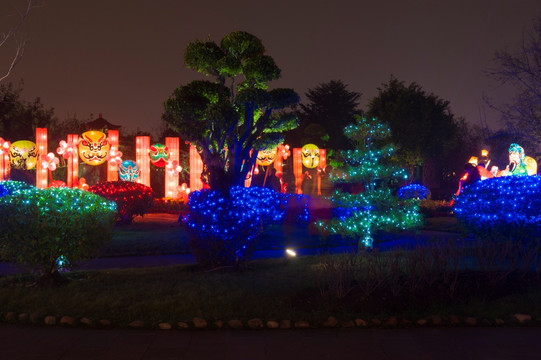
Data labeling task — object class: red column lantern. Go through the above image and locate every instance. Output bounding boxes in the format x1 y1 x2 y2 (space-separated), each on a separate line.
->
36 128 48 189
136 136 150 187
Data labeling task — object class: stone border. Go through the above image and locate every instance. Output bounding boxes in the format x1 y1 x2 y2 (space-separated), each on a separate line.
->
1 312 539 330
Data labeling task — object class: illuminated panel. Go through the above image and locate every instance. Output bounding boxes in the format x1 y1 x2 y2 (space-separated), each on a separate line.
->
293 148 302 194
107 130 119 182
317 148 326 196
67 134 79 188
0 138 10 180
36 128 48 189
189 144 203 191
165 137 180 198
135 136 150 187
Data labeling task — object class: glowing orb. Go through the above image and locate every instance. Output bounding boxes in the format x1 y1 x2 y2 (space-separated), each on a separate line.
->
78 131 110 165
149 143 169 167
119 160 140 182
301 144 320 168
256 148 277 166
9 140 38 170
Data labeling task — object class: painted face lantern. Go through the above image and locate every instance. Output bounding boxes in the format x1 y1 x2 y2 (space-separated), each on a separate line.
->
9 140 38 170
78 131 110 165
301 144 320 169
256 148 277 166
119 160 140 182
149 143 169 167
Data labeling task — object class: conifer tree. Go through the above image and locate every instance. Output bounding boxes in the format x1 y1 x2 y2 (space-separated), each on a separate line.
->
316 115 422 249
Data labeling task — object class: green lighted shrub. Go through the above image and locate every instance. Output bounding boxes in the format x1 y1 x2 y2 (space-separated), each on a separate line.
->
0 180 34 196
88 181 154 224
0 187 116 283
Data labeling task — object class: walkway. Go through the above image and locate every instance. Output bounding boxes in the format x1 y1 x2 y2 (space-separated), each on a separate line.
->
1 324 540 359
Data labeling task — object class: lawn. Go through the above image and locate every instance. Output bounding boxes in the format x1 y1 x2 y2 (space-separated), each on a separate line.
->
1 213 540 328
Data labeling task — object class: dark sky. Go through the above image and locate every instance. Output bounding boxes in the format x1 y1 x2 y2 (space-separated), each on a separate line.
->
3 0 541 135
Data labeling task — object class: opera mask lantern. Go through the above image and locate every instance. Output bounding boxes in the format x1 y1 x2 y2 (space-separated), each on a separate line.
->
119 160 140 182
149 143 169 167
9 140 38 170
301 144 320 168
256 148 277 166
78 131 110 165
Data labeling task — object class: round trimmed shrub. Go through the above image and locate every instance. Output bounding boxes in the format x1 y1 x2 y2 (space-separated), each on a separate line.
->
0 180 34 197
89 181 154 224
0 187 117 282
185 186 284 269
397 183 430 200
453 176 541 241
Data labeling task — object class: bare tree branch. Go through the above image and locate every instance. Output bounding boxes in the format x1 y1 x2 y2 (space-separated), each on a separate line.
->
0 0 42 83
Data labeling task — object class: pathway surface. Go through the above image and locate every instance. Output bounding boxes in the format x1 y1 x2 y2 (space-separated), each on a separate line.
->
1 324 541 359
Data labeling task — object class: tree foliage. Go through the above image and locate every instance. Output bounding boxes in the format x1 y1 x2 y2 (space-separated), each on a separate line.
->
163 31 299 191
367 76 460 169
289 80 361 151
0 82 55 141
485 17 541 146
316 115 422 249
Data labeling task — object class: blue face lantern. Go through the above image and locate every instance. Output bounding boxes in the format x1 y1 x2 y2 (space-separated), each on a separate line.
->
119 160 140 182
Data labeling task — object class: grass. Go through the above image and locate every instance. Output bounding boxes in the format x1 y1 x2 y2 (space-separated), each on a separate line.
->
1 213 540 328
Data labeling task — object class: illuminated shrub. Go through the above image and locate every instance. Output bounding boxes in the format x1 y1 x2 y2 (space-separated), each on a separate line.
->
185 186 284 268
0 187 116 282
89 181 154 224
0 180 34 197
397 184 430 200
453 176 541 241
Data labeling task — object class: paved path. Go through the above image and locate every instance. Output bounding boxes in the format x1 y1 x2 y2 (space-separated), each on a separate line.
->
1 324 541 359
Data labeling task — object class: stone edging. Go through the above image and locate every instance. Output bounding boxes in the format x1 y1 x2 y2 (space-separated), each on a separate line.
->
1 312 539 330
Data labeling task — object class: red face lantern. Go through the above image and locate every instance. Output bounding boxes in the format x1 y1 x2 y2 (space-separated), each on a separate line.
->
256 148 277 166
78 131 110 165
149 143 170 167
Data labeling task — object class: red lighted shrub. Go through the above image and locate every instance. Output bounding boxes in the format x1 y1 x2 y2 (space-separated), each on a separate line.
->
89 181 154 224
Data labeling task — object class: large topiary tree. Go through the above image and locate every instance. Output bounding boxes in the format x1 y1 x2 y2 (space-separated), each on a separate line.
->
162 31 300 192
316 115 422 249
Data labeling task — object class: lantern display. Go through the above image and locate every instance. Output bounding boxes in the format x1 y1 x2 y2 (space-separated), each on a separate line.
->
301 143 320 168
78 130 110 165
256 148 277 166
9 140 38 170
149 143 170 167
119 160 140 182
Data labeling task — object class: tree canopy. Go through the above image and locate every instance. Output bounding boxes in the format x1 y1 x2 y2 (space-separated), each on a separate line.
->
163 31 299 191
290 80 361 151
367 76 460 171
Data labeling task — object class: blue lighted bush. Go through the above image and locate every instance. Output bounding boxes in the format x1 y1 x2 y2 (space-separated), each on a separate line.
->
0 187 117 283
453 176 541 241
0 180 34 197
185 186 284 268
397 183 430 200
89 181 154 224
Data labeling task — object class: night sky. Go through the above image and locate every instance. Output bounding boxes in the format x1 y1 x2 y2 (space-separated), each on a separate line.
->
3 0 541 135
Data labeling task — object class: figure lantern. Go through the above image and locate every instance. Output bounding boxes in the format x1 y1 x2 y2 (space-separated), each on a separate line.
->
9 140 38 170
149 143 170 167
301 143 320 168
256 148 277 166
78 130 110 165
119 160 140 182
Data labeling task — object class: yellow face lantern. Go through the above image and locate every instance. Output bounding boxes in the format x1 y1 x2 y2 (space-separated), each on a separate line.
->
301 144 320 168
9 140 38 170
256 148 277 166
78 131 110 165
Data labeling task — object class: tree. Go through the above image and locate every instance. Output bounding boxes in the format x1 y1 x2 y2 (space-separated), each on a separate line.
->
367 76 460 181
288 80 361 151
0 0 41 83
316 115 422 249
0 82 55 141
162 31 299 192
485 17 541 146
